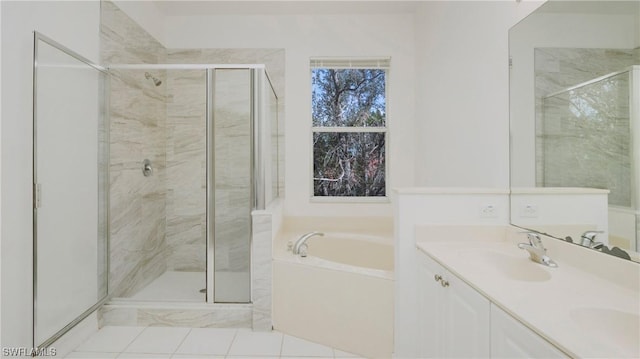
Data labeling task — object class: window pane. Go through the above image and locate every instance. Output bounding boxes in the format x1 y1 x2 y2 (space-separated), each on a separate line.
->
313 132 386 197
312 68 386 127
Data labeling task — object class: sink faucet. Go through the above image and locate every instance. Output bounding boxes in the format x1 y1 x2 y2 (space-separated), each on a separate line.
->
580 230 605 249
518 232 558 267
292 231 324 256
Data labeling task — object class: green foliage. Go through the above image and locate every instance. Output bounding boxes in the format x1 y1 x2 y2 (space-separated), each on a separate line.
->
311 68 387 197
312 69 386 127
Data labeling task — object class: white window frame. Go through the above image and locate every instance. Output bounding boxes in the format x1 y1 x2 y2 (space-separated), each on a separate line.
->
309 58 391 202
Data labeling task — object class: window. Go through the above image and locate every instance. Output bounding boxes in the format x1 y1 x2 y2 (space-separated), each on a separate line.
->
311 58 389 198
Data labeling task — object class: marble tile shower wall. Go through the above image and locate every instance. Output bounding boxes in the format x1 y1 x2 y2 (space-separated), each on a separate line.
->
533 48 636 198
212 69 252 275
101 0 285 301
540 72 631 207
165 69 207 272
101 1 170 298
165 49 285 273
534 48 640 250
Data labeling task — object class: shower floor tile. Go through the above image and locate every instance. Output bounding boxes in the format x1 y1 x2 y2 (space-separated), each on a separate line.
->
127 271 205 302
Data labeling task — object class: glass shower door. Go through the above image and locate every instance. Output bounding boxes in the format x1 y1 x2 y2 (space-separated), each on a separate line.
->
210 69 252 303
33 33 109 346
540 70 631 206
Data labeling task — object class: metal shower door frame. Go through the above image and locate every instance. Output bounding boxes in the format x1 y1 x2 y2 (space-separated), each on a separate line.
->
32 31 111 349
111 63 268 304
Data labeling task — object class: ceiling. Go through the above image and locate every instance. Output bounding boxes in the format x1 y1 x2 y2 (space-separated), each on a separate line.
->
152 0 422 16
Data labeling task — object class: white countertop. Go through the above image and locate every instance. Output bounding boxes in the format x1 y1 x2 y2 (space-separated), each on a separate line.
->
417 235 640 358
510 187 610 195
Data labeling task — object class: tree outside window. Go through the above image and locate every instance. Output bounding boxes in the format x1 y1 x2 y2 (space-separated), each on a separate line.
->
311 65 388 197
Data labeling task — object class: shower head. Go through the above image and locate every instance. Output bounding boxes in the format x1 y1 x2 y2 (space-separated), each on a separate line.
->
144 72 162 87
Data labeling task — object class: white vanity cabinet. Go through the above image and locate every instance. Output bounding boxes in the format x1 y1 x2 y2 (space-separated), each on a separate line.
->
417 251 491 358
491 304 567 358
417 250 567 359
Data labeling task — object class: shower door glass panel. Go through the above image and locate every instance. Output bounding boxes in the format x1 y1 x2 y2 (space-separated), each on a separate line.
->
540 71 631 207
34 37 108 345
268 79 279 202
213 69 252 303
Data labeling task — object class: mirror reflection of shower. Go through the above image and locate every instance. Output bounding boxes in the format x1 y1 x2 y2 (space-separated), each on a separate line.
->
144 71 162 86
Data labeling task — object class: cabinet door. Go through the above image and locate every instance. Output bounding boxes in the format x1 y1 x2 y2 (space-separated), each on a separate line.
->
443 270 491 358
491 304 567 358
417 252 444 358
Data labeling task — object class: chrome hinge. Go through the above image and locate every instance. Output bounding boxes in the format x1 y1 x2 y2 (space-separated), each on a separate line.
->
34 183 41 209
509 56 513 69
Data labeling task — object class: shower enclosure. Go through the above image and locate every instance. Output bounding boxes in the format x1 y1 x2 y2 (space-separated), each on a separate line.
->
107 64 279 305
539 65 638 250
33 32 280 347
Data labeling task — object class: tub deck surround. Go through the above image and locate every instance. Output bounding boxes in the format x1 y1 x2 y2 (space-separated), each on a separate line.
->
251 211 273 331
273 230 394 278
273 221 394 358
281 216 394 236
416 226 640 359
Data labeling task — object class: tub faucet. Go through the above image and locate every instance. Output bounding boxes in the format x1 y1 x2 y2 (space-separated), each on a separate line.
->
518 232 558 267
580 230 605 249
292 231 324 257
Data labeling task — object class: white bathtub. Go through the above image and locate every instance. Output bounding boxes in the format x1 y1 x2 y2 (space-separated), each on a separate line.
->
273 232 394 358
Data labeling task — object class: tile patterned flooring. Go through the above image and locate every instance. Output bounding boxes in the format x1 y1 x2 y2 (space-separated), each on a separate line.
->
66 326 363 358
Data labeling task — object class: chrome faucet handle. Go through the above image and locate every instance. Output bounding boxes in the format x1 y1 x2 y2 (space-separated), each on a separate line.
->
518 232 557 267
520 231 544 250
582 230 604 239
580 230 604 247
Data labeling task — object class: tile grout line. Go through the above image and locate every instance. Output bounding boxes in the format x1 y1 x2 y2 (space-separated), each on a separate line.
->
224 328 240 358
70 325 147 357
170 327 193 358
120 326 149 355
279 332 285 358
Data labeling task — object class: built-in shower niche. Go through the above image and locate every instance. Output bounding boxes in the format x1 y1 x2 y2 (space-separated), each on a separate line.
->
104 65 279 330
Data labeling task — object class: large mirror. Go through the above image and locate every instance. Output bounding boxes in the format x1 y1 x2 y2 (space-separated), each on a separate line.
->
509 0 640 262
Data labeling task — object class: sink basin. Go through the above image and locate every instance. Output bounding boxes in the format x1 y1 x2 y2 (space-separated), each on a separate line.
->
570 307 640 357
459 250 552 282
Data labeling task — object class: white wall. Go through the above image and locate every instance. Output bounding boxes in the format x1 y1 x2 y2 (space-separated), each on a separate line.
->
1 0 100 348
511 189 609 244
140 1 547 215
164 12 416 218
414 0 544 189
0 0 3 348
